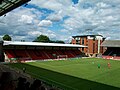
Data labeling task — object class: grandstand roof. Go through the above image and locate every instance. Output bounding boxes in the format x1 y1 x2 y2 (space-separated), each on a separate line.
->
72 34 103 38
3 41 87 48
0 0 30 16
101 40 120 47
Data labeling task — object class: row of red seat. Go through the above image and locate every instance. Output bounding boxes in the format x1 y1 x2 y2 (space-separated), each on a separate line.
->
4 49 82 60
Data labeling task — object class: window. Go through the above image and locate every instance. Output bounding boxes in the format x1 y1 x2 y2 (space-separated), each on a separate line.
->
93 37 96 41
82 47 84 51
75 37 80 40
82 38 84 45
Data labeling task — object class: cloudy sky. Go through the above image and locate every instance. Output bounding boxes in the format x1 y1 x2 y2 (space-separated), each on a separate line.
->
0 0 120 42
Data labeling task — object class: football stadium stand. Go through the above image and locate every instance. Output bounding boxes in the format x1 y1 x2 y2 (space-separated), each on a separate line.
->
3 41 87 62
0 0 31 62
102 40 120 60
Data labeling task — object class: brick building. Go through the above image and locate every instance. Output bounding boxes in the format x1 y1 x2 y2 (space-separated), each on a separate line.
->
72 35 105 57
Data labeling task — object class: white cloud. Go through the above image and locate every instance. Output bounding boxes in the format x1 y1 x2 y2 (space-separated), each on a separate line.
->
60 29 69 33
1 0 120 42
28 31 42 36
46 30 57 39
19 15 33 24
46 11 63 22
96 2 110 8
60 0 120 40
0 6 55 41
29 0 72 11
38 20 52 27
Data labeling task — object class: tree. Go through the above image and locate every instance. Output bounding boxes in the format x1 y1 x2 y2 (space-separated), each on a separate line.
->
2 34 12 41
49 40 56 43
33 34 65 43
55 40 65 44
49 40 65 43
33 35 50 42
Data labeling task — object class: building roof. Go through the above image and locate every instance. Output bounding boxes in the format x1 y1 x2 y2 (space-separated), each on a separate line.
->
101 40 120 47
3 41 87 48
0 0 30 16
72 34 103 38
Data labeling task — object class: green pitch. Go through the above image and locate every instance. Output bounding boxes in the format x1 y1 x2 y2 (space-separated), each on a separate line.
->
8 58 120 90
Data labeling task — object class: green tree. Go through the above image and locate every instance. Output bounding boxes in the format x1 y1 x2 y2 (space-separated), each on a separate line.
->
49 40 56 43
55 40 65 44
2 34 12 41
49 40 65 44
33 35 50 42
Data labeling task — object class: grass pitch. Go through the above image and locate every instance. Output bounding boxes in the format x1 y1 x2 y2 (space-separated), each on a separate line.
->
8 58 120 90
